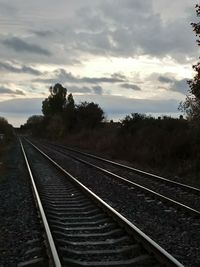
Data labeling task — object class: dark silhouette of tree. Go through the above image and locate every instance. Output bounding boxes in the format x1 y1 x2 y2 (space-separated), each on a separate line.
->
47 114 65 138
180 4 200 120
66 93 75 109
76 101 104 129
120 113 153 134
0 117 13 141
26 115 44 125
42 83 67 117
22 115 45 136
63 93 76 132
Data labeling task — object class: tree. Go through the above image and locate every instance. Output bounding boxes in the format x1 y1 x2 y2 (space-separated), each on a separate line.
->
62 93 76 132
76 101 104 129
26 115 44 125
120 113 153 134
22 115 45 136
0 117 13 141
46 114 65 138
42 83 67 117
180 5 200 120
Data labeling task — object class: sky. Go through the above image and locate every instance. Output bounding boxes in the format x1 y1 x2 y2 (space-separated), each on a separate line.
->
0 0 199 127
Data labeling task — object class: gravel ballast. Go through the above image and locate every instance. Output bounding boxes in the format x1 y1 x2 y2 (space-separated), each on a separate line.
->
0 140 45 266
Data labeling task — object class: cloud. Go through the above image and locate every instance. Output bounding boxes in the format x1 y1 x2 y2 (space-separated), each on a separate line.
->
67 85 103 95
81 76 124 84
68 85 91 93
67 0 197 62
120 83 141 90
170 78 189 94
3 37 51 56
92 85 103 95
15 89 25 95
158 76 174 83
0 86 25 95
111 73 127 80
0 61 42 75
0 0 197 67
157 74 189 94
34 68 126 85
32 30 53 37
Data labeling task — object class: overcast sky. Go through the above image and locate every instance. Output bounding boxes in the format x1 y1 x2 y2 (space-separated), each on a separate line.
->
0 0 199 126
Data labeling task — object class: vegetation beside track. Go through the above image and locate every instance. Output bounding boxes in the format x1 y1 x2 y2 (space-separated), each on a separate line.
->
0 117 14 179
19 83 200 186
50 116 200 187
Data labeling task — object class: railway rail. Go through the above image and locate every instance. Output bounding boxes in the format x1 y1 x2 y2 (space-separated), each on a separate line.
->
40 141 200 217
20 138 184 267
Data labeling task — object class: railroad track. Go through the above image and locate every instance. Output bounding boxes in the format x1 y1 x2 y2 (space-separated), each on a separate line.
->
39 141 200 217
20 138 183 266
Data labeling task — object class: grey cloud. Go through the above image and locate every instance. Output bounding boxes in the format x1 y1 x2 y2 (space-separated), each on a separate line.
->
0 86 25 95
71 0 197 62
0 3 17 15
81 76 124 84
57 68 125 83
0 0 196 66
68 86 91 93
32 30 53 37
157 74 189 94
0 0 197 66
111 73 127 80
68 85 103 95
21 66 41 75
15 89 25 95
34 68 125 85
32 69 74 85
170 78 189 94
3 37 51 56
120 83 141 90
0 61 41 75
92 85 103 95
158 76 174 83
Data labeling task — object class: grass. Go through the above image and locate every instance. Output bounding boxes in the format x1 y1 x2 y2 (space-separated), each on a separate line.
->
0 142 13 182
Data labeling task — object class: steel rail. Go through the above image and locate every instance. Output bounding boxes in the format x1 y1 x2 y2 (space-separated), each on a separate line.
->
67 153 200 217
25 138 184 267
19 139 62 267
35 140 200 217
53 143 200 194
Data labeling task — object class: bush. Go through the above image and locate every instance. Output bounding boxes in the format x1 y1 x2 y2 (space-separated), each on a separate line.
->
0 117 13 142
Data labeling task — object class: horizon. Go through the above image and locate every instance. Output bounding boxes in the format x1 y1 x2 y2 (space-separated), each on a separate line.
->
0 94 182 127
